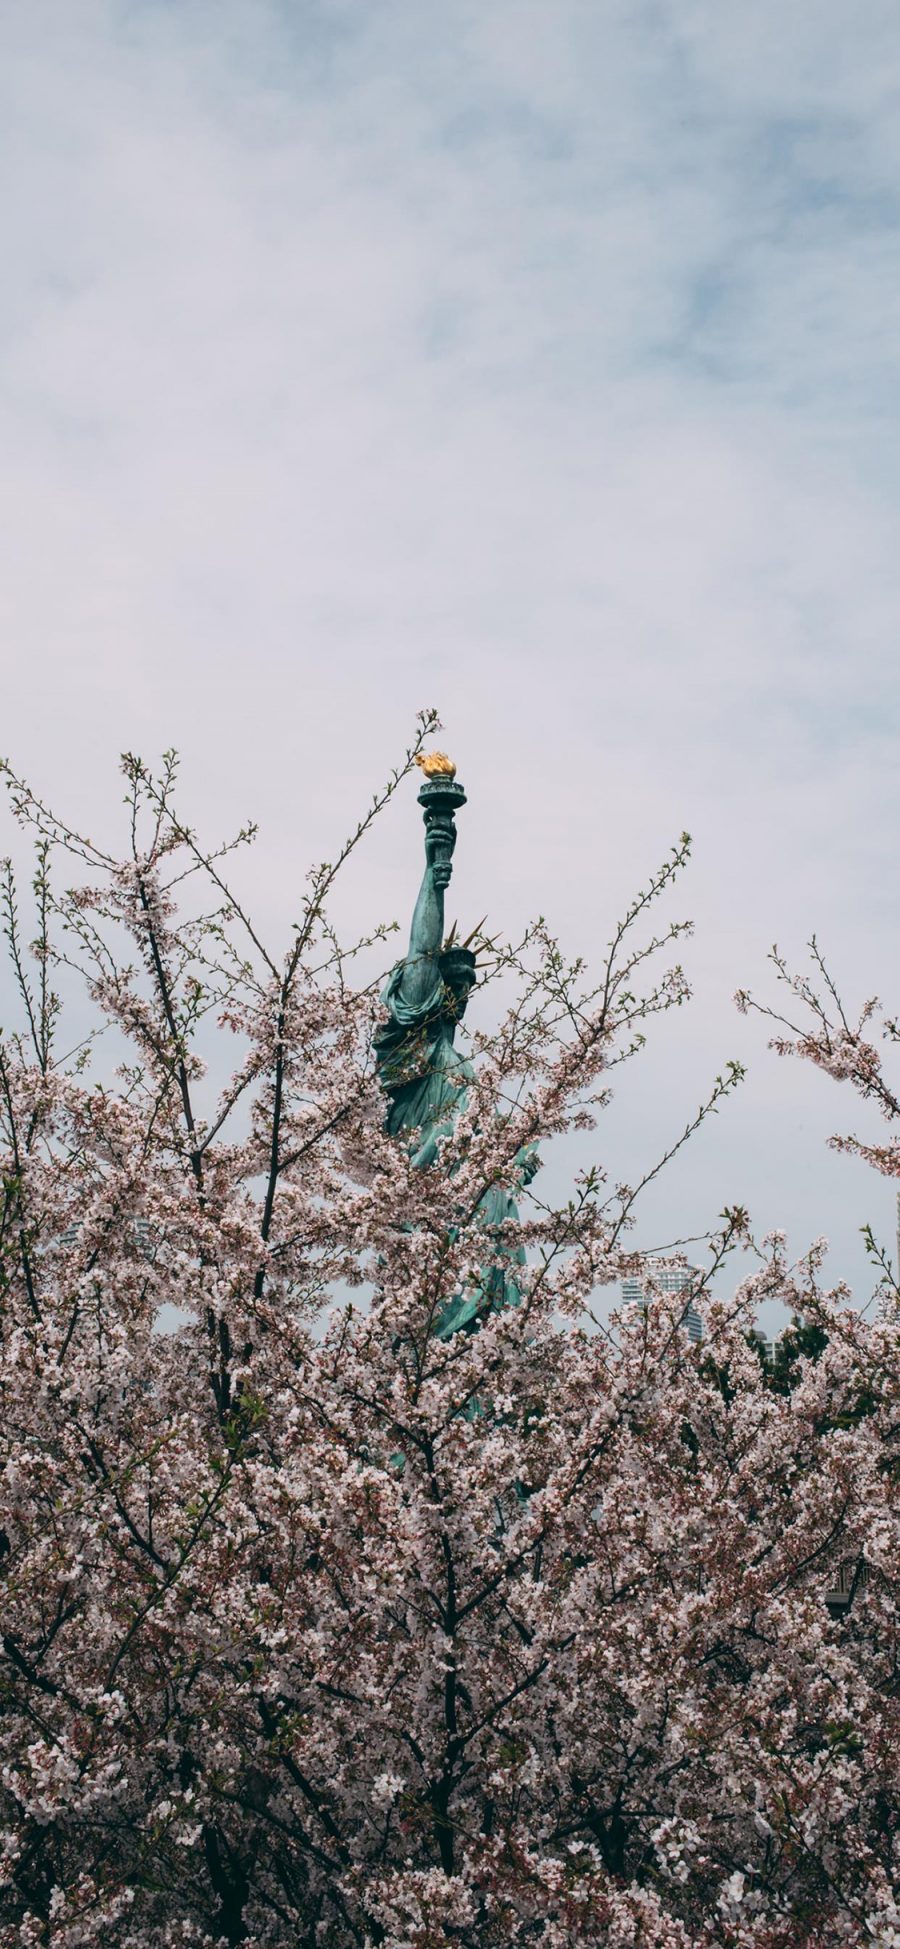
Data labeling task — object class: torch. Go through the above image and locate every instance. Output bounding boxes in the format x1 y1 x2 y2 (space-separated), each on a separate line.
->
414 751 467 868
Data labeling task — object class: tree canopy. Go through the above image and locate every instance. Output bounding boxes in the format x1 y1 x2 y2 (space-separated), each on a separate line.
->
1 730 897 1948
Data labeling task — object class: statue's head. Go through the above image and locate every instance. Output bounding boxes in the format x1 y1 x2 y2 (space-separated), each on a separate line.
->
439 945 477 1016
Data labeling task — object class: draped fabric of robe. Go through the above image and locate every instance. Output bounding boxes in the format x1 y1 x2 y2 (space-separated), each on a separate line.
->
374 962 531 1338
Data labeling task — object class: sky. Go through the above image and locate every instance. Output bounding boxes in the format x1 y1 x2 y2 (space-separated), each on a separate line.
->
3 0 900 1330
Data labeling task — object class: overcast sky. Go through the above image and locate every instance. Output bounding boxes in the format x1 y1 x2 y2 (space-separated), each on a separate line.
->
3 0 900 1326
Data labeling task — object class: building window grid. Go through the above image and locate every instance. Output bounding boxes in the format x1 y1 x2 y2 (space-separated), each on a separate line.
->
621 1265 703 1344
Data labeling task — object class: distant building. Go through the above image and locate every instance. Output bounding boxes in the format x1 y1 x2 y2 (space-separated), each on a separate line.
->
824 1556 869 1618
748 1327 773 1363
621 1264 703 1344
54 1218 157 1258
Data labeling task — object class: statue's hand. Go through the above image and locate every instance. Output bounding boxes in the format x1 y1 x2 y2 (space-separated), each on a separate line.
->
425 822 455 876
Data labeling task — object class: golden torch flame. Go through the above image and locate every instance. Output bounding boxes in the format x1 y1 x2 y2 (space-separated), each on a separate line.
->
415 751 457 779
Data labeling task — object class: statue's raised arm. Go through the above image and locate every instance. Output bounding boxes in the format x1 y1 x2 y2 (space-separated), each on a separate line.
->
374 754 476 1141
396 810 454 1012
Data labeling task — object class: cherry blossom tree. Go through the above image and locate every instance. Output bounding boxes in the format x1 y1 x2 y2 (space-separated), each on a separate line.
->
1 730 897 1949
738 941 900 1298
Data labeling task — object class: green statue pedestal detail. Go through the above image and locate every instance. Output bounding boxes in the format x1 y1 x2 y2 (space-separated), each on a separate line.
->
374 754 535 1339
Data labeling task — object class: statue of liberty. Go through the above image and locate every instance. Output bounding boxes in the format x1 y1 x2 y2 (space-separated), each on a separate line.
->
374 754 536 1339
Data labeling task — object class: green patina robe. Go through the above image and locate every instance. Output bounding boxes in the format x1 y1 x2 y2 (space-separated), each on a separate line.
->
374 960 534 1338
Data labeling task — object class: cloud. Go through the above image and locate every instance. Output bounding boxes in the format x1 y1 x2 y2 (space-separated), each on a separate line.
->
2 0 900 1321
